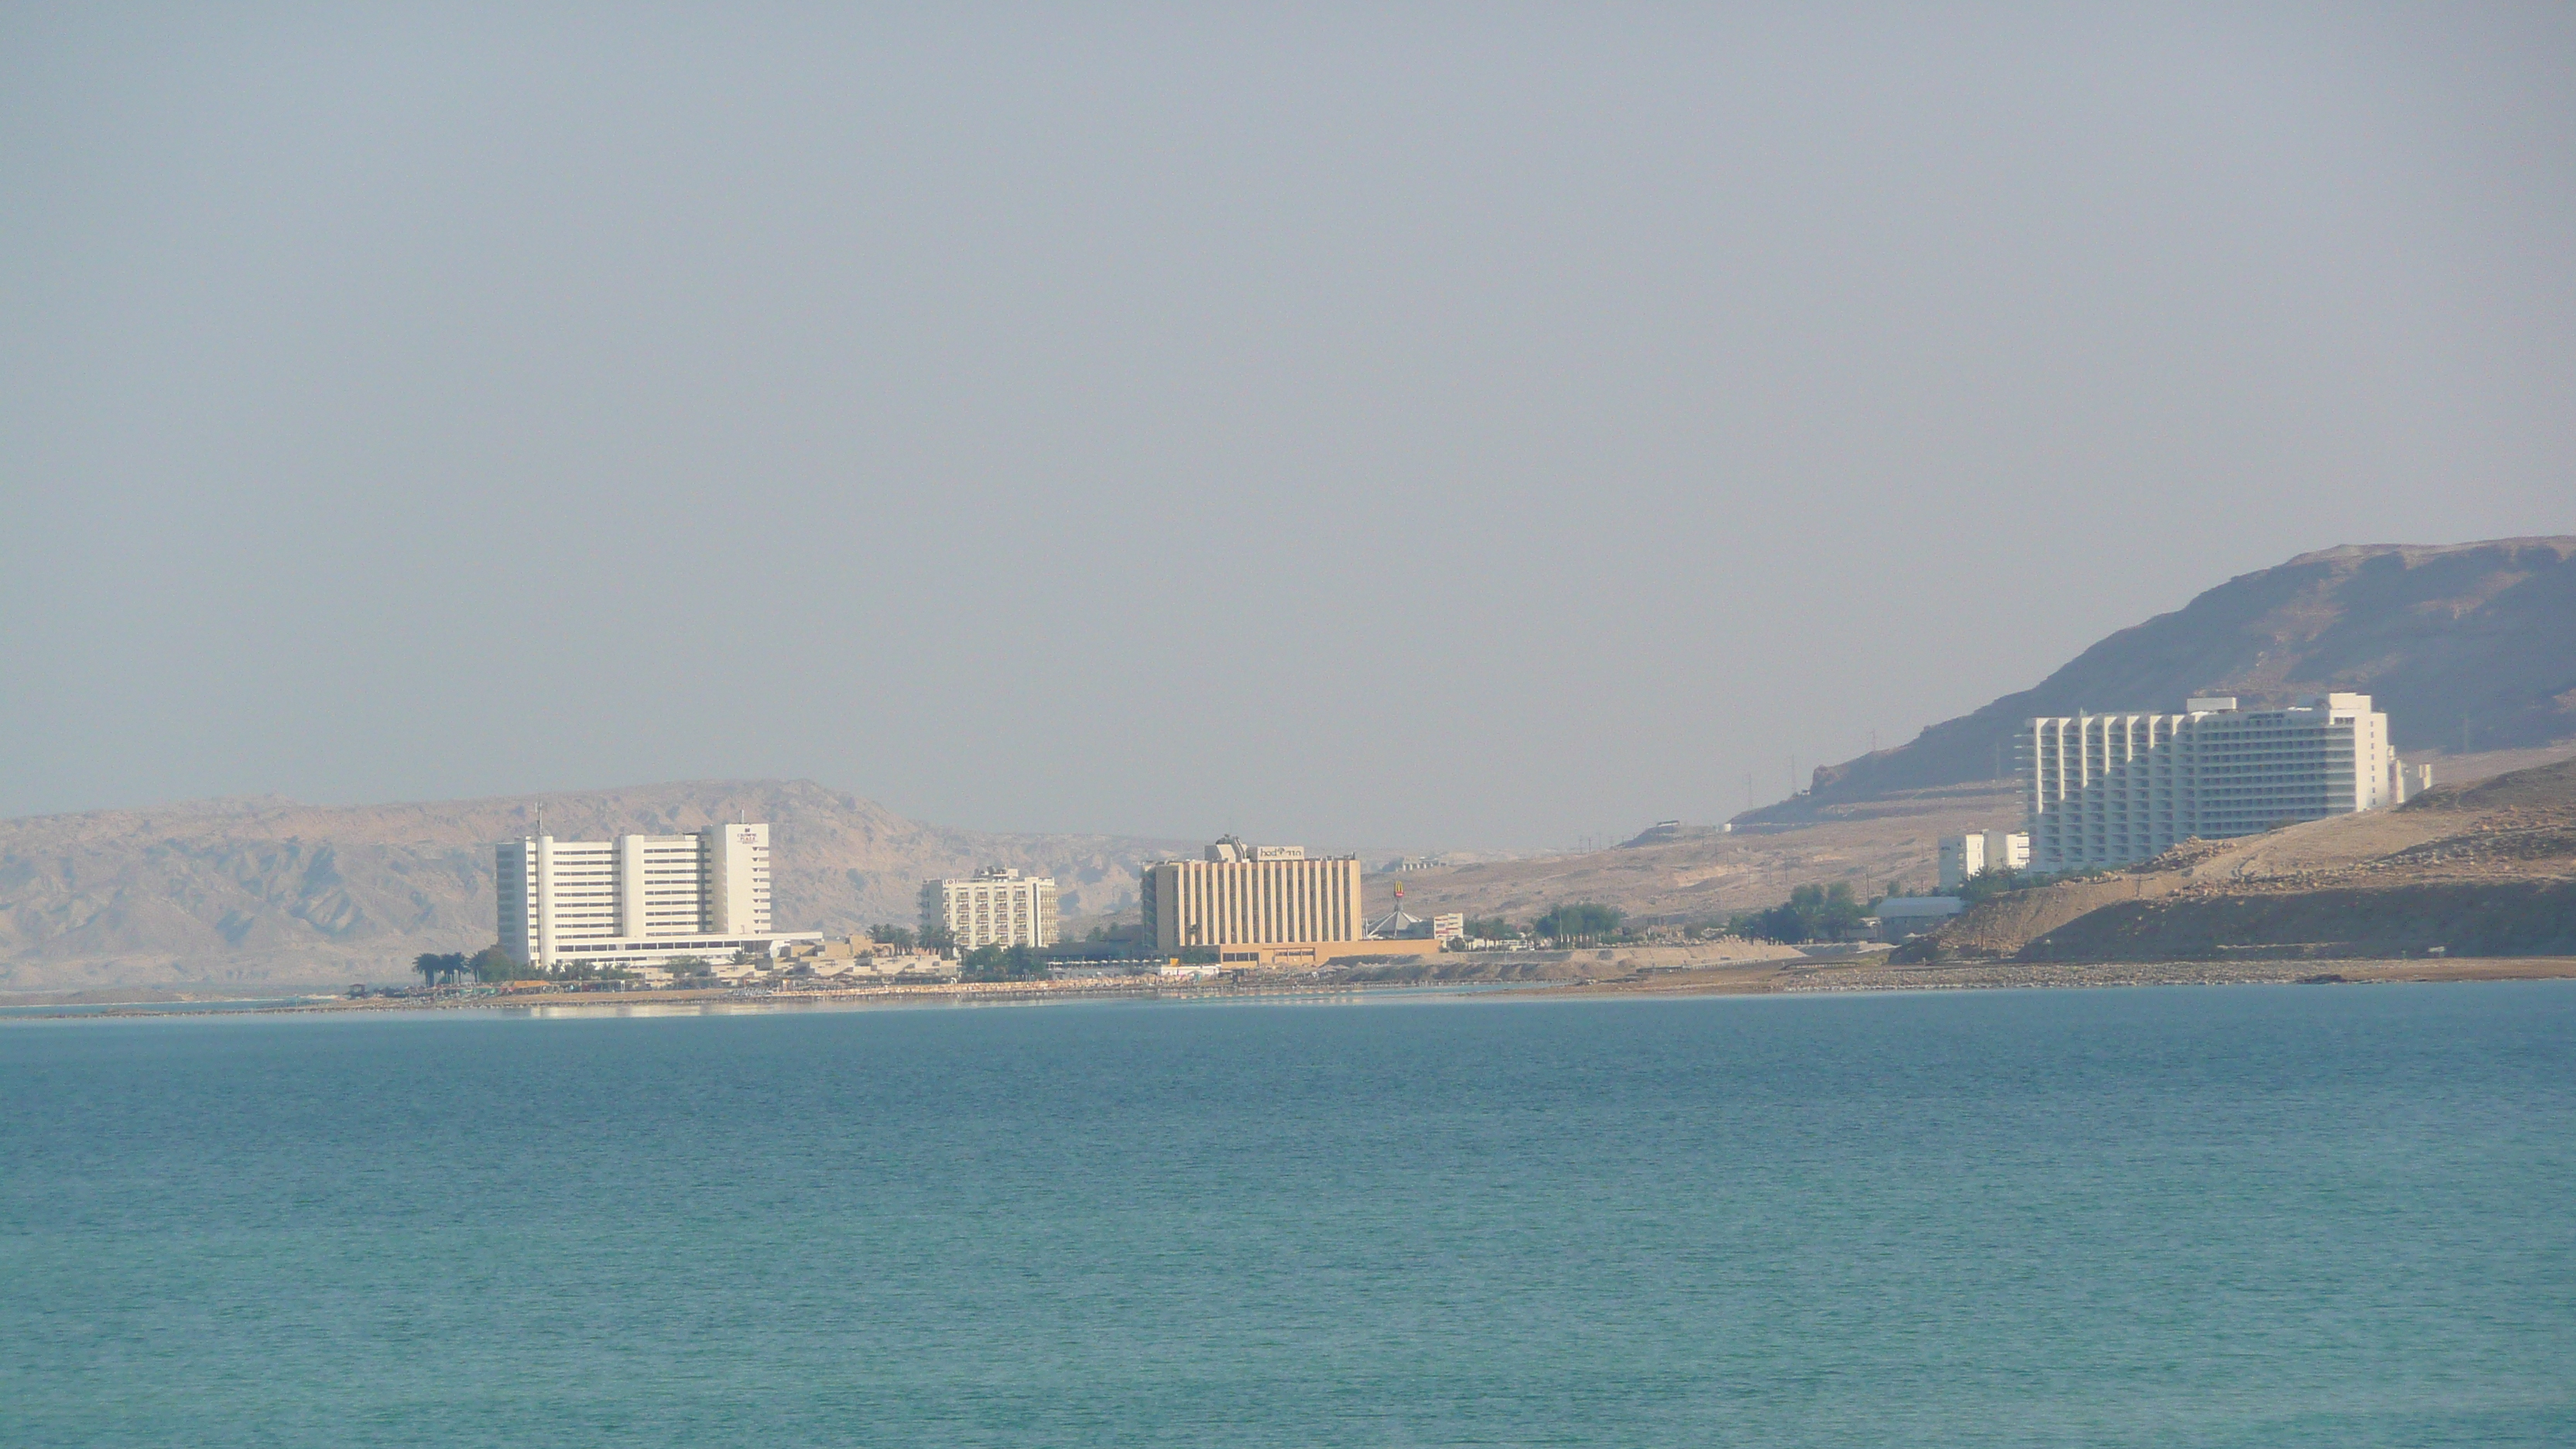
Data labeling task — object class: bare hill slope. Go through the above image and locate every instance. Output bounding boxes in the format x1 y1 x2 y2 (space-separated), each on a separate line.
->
0 781 1188 992
1743 536 2576 825
1918 754 2576 962
1366 783 2022 927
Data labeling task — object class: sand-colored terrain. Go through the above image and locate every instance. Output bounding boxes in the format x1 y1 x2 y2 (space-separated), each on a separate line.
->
1368 782 2023 926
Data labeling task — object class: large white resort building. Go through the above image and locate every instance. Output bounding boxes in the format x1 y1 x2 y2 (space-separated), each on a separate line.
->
497 822 820 971
2020 694 2421 872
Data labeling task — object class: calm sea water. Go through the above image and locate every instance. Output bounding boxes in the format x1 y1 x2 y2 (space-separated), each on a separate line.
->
3 984 2571 1447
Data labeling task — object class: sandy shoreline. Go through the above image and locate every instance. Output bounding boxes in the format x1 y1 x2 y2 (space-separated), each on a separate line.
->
7 954 2575 1020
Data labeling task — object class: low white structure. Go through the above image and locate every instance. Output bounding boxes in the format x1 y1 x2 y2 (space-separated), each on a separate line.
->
1877 896 1965 942
1939 831 2031 890
496 822 820 971
808 951 954 981
2021 694 2410 871
920 867 1059 951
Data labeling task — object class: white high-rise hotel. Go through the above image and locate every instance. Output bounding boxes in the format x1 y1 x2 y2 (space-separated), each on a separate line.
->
498 822 820 970
2020 694 2418 871
920 867 1060 951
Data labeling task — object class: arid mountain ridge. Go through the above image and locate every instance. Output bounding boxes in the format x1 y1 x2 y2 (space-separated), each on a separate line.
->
0 781 1190 992
1743 536 2576 826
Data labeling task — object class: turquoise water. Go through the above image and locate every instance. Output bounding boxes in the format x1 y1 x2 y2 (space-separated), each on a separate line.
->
0 997 324 1017
4 984 2571 1445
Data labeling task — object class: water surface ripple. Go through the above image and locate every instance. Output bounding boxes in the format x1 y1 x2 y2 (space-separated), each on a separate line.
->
4 983 2571 1446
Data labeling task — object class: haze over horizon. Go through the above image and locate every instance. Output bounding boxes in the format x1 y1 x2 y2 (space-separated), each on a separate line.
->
5 5 2573 850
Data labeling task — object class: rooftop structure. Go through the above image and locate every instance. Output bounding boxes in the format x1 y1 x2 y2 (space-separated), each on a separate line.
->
1877 896 1965 942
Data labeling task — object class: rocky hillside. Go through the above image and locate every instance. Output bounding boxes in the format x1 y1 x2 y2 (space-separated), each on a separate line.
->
1910 753 2576 962
0 781 1189 992
1742 536 2576 824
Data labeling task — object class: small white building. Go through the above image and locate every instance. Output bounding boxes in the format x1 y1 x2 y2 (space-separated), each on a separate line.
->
1431 913 1465 943
1939 831 2032 890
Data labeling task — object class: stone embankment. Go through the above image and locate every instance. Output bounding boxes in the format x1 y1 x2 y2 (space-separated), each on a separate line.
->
1790 956 2576 992
2017 880 2576 961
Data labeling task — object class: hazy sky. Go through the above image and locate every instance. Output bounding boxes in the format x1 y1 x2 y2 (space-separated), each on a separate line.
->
5 5 2572 849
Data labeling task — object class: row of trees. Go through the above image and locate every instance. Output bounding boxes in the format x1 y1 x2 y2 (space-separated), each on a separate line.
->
868 923 962 952
1530 903 1627 944
411 947 522 987
1439 904 1631 945
1726 882 1871 944
1724 867 2099 944
957 944 1051 982
410 945 663 988
1951 865 2098 906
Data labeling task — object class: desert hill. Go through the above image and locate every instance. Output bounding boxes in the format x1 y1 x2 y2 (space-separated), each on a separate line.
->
0 781 1190 993
1365 781 2020 928
1742 536 2576 825
1913 752 2576 963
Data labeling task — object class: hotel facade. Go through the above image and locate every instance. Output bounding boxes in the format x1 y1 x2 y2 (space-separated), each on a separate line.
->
920 867 1060 951
2020 694 2415 871
497 822 819 970
1137 838 1370 961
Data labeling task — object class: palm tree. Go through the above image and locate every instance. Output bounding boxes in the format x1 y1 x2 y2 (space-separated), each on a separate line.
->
412 951 471 987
